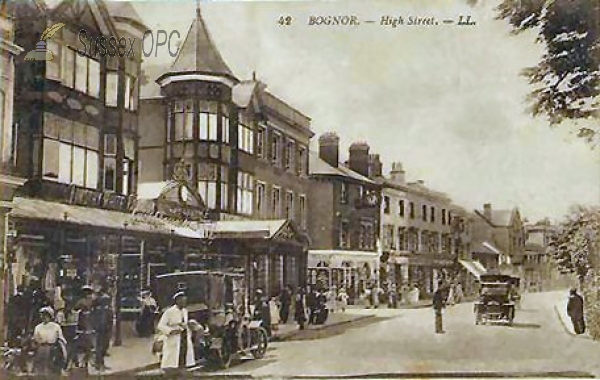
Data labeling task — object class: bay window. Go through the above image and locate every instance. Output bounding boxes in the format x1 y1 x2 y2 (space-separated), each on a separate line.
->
222 115 229 143
236 171 254 215
220 166 229 211
42 113 99 189
124 75 137 111
199 111 218 141
172 100 194 141
198 162 218 209
104 134 116 191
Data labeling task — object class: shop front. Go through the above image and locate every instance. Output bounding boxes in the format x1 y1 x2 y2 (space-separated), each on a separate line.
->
402 254 455 299
308 250 379 304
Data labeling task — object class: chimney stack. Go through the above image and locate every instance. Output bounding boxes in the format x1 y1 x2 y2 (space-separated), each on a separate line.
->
483 203 492 220
318 132 340 168
390 162 405 184
348 141 370 177
368 154 382 178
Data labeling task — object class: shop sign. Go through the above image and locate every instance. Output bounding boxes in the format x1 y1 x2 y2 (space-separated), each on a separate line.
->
156 200 207 221
67 187 131 212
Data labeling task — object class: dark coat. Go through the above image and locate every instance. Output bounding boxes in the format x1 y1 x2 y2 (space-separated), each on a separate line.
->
433 289 445 311
567 293 584 319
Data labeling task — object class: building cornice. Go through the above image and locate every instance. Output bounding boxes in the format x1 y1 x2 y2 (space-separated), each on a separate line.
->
156 71 238 88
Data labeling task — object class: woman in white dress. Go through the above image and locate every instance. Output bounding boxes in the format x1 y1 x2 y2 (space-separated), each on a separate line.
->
269 297 280 331
32 307 66 376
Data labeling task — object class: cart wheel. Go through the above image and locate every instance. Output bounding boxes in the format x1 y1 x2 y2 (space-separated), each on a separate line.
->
251 328 268 359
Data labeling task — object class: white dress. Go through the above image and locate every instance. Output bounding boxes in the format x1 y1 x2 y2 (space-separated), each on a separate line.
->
156 305 195 369
269 300 280 325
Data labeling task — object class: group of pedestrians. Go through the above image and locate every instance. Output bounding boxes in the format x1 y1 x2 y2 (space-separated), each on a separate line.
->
4 281 114 375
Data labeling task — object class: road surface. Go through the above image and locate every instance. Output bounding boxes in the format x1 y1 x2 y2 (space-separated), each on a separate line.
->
203 291 600 377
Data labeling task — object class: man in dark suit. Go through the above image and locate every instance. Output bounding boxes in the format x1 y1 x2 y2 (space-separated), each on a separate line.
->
567 288 585 334
433 283 446 334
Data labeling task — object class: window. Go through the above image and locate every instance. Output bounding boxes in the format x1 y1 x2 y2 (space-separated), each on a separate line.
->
271 187 281 217
236 171 254 215
173 100 194 141
256 126 266 158
61 48 75 88
341 182 349 204
256 182 266 217
199 112 218 141
399 200 405 217
383 196 390 214
198 163 218 209
430 206 435 223
71 51 100 98
398 227 406 250
422 205 427 222
46 40 61 80
238 124 254 153
271 132 281 166
222 116 230 143
448 211 452 226
442 209 447 225
124 75 137 111
299 194 307 229
285 140 295 170
339 220 349 249
106 72 118 107
285 191 294 220
42 113 99 189
383 225 394 250
297 145 307 176
410 202 415 219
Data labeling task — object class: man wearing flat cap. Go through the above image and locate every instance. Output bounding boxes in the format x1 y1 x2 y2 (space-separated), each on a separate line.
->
156 292 195 372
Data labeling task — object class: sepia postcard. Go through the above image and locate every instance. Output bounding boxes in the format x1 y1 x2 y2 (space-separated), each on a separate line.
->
0 0 599 379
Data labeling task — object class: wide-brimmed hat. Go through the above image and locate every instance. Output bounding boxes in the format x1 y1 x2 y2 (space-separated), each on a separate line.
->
39 306 54 319
81 285 94 293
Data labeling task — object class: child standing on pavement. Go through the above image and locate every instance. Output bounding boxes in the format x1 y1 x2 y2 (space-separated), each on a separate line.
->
269 297 280 332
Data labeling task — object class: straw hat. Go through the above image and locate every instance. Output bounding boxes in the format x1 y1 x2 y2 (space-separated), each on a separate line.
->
39 306 55 319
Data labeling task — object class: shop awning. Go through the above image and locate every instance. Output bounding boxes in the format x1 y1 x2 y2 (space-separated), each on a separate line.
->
459 259 487 278
308 250 379 268
9 197 203 239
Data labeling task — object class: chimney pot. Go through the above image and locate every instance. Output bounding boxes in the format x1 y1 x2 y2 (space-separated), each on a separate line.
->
318 132 340 168
348 141 370 177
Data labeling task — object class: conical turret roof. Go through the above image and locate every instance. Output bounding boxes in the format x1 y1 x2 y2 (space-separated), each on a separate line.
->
168 7 234 79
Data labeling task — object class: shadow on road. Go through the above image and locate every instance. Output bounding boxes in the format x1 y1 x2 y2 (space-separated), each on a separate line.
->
509 322 542 329
288 317 390 342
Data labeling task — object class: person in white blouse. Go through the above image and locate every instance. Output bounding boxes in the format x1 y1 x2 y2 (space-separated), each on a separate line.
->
156 292 196 373
32 307 67 376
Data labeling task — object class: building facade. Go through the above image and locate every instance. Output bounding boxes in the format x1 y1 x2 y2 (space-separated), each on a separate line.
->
523 220 558 292
137 7 312 298
0 0 24 338
377 162 457 298
307 133 381 302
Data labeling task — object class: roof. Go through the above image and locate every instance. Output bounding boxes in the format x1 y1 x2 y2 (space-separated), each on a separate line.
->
472 241 501 255
475 208 516 227
168 8 234 78
212 219 287 239
309 152 374 184
104 1 146 29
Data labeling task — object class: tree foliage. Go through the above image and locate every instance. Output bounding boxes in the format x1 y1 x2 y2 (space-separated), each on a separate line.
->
496 0 600 145
548 206 600 280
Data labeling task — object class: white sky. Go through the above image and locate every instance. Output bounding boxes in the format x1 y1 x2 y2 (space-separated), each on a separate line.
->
132 0 600 223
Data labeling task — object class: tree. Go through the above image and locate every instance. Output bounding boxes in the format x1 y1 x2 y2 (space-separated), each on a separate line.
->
548 206 600 338
496 0 600 145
